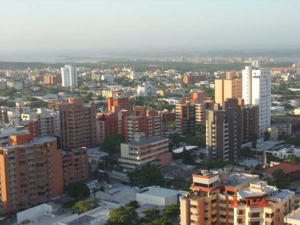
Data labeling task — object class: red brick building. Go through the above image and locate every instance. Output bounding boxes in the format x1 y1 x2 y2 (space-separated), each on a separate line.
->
44 74 62 85
108 94 130 112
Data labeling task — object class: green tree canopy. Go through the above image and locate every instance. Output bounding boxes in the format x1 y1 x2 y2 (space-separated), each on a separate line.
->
103 134 125 154
252 135 257 148
72 198 98 214
182 146 194 165
165 204 180 221
264 131 270 141
288 154 299 164
272 168 290 189
140 207 161 223
67 181 90 198
109 206 138 225
241 147 254 158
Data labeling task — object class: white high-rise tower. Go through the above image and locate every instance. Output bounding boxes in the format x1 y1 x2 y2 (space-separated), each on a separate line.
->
61 65 78 87
242 60 271 136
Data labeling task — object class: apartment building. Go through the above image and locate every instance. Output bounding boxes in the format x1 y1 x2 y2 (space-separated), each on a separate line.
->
124 107 161 142
118 132 171 171
264 123 292 140
183 75 206 84
206 99 243 162
285 207 300 225
176 93 213 136
158 110 176 124
108 94 130 112
243 105 259 143
44 74 62 85
61 65 77 87
242 60 271 135
215 72 242 107
0 133 64 212
62 147 89 188
58 98 96 150
96 106 129 145
22 108 60 137
180 170 295 225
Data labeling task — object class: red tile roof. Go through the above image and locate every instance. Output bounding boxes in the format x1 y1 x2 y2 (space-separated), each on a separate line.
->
264 162 300 175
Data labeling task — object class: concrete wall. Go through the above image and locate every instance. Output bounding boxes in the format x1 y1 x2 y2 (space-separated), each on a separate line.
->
136 193 178 206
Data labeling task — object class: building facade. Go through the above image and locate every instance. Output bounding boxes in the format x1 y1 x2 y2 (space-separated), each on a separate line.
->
215 72 242 107
118 132 171 171
242 61 271 135
243 105 260 143
61 65 78 87
264 123 292 140
107 94 130 112
58 98 96 150
180 170 295 225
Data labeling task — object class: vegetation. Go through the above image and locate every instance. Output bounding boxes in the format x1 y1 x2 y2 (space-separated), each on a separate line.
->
266 154 283 163
127 166 165 188
67 182 90 198
288 154 299 164
264 131 270 141
252 135 257 148
103 134 125 154
141 217 172 225
128 200 139 209
0 98 15 107
109 206 138 225
241 146 255 158
278 134 300 147
268 168 290 189
165 204 180 221
72 198 98 214
182 147 195 165
140 207 161 224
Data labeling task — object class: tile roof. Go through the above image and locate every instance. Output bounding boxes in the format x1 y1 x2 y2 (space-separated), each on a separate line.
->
264 162 300 175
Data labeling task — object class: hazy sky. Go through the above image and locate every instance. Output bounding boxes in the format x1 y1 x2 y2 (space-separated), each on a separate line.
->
1 0 300 54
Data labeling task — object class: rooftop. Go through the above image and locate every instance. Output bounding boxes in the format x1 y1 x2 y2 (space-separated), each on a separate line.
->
173 145 197 154
264 162 300 175
138 187 186 198
127 136 167 146
285 207 300 222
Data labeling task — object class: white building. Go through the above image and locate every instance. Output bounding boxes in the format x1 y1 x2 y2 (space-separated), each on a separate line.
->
61 65 78 87
7 110 20 125
101 74 114 83
6 81 23 90
137 83 157 96
21 108 60 137
242 60 271 135
130 71 141 80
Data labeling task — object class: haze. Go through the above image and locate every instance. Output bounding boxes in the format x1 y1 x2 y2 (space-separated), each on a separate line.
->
1 0 300 56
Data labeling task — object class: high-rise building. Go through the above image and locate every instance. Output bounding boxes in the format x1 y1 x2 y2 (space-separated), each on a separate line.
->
215 72 242 107
21 108 60 137
206 99 243 162
124 107 161 142
118 132 171 171
0 133 64 212
107 94 130 112
62 147 89 188
44 74 62 85
176 93 213 136
242 61 271 135
180 170 295 225
58 98 96 150
243 105 259 143
61 65 78 87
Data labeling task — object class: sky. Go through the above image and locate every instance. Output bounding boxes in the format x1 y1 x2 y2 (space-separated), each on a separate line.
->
0 0 300 56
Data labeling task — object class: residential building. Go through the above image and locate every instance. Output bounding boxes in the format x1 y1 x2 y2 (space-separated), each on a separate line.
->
124 107 161 142
272 116 298 126
0 82 7 90
0 133 64 212
263 162 300 182
158 110 176 124
62 147 89 188
206 99 243 162
129 71 141 80
6 81 23 90
58 98 96 150
7 110 20 125
0 106 9 124
137 83 157 96
242 60 271 135
264 123 292 140
180 170 295 225
118 132 171 171
21 108 60 137
183 75 206 84
44 74 62 85
243 105 259 143
61 65 77 87
96 106 129 145
101 74 114 83
265 144 300 159
107 94 130 112
176 93 213 136
284 207 300 225
215 72 242 106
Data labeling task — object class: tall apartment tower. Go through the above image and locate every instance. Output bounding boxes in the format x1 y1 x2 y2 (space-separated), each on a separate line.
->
206 99 243 162
61 65 78 87
176 93 214 136
242 60 271 135
243 104 259 143
215 72 242 106
0 133 64 212
59 98 96 150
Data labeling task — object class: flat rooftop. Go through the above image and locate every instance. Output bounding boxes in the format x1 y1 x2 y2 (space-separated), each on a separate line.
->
127 136 167 146
220 173 257 189
285 207 300 222
138 187 186 198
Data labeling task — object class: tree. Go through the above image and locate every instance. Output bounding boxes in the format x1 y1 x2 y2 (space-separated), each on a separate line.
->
170 121 176 130
252 135 257 148
254 163 262 171
72 198 98 214
288 154 299 164
128 200 139 209
266 154 283 164
165 204 180 221
67 182 90 198
196 124 206 136
272 168 290 189
103 134 125 154
264 131 270 141
241 147 254 158
170 133 181 146
109 206 138 225
140 207 161 223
